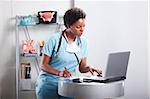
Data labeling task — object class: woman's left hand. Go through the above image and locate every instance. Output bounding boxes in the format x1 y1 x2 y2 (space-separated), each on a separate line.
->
89 67 102 77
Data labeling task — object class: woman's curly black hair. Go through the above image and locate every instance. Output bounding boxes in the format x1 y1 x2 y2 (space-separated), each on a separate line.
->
63 7 86 28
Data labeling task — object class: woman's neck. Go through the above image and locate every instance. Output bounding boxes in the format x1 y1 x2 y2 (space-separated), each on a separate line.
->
64 29 76 42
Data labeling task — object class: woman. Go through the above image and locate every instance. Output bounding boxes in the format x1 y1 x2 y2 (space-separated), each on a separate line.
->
36 7 102 99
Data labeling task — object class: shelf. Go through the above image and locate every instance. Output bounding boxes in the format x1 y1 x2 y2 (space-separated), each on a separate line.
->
16 14 63 99
20 53 39 57
16 15 64 26
16 15 39 26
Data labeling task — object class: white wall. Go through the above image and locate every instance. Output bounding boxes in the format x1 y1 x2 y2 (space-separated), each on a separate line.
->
0 0 72 99
0 1 16 99
12 0 72 46
75 0 148 99
148 0 150 98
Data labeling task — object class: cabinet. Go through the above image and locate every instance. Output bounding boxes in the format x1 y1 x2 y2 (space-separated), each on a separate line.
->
15 14 64 99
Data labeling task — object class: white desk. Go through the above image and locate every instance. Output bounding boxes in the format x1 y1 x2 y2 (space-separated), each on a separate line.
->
58 77 124 99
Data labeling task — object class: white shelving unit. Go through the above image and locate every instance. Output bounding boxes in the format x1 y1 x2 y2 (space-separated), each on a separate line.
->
15 14 64 99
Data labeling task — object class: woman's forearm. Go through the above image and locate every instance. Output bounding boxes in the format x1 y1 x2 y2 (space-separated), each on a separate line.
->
79 65 90 73
41 64 60 76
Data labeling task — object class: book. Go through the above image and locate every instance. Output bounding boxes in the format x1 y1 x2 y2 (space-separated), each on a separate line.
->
20 62 31 79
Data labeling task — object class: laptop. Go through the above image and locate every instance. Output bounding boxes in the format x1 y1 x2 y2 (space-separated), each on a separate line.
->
72 51 130 83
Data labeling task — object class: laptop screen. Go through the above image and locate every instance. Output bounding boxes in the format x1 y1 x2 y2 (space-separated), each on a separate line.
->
105 51 130 78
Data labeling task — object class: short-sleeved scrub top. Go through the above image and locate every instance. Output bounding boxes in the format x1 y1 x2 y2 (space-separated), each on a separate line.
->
36 32 88 99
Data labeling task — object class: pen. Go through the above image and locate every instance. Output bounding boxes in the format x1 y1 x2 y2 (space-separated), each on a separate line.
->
64 67 67 71
64 67 72 77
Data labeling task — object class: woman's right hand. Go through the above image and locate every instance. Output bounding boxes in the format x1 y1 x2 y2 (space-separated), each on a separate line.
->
58 67 72 77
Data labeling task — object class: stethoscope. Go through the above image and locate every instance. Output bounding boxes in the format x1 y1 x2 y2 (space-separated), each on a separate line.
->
53 29 81 65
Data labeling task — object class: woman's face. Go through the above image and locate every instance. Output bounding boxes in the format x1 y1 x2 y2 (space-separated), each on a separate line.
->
69 18 85 37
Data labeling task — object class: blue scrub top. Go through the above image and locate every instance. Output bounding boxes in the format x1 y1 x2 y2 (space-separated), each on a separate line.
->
39 32 88 80
36 33 88 99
